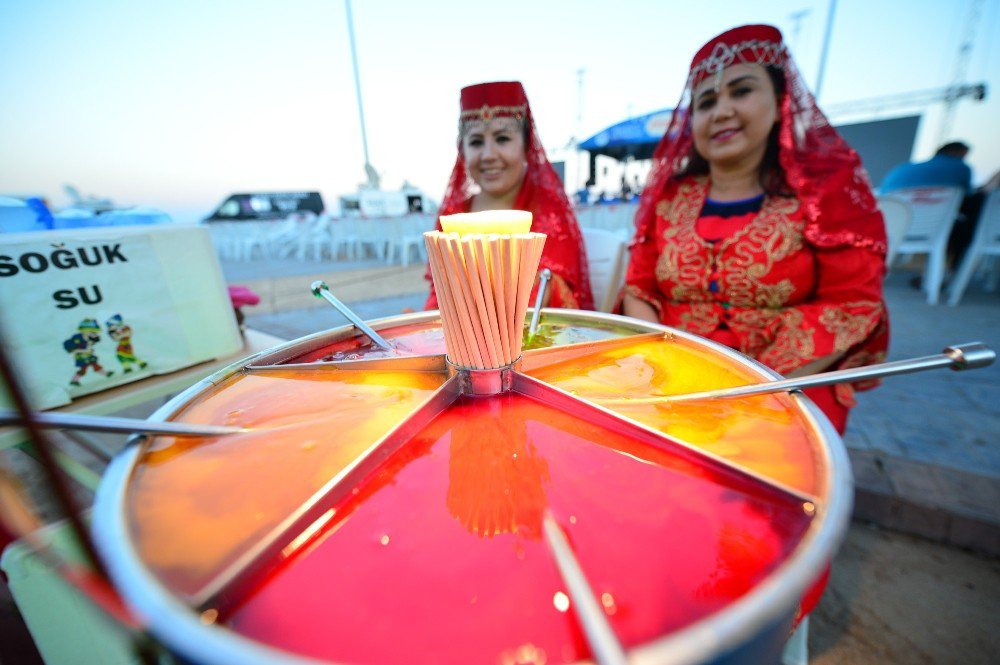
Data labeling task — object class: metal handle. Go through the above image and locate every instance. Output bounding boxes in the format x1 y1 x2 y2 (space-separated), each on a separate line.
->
0 410 245 438
529 268 552 338
311 280 393 351
542 514 629 665
606 342 995 405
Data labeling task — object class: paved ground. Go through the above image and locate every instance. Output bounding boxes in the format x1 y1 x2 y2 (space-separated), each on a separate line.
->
811 522 999 664
845 268 1000 554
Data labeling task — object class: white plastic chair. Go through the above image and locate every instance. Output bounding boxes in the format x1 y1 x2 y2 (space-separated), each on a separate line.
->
947 189 1000 305
876 195 912 269
295 214 334 261
887 186 964 304
612 202 639 235
208 222 241 260
356 218 389 260
237 223 270 261
268 215 307 259
593 205 615 232
384 215 429 266
331 217 363 260
582 228 629 312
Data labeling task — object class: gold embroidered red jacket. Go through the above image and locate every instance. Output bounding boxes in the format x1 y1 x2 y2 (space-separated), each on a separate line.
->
626 177 888 392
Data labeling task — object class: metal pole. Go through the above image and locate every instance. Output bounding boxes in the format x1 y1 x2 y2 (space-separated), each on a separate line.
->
814 0 838 101
543 515 629 665
345 0 373 182
576 68 586 194
311 280 393 351
529 269 552 337
939 0 985 143
788 9 811 54
604 343 995 405
0 410 245 437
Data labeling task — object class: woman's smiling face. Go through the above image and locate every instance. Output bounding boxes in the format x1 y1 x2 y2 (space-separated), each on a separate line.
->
461 117 527 201
691 63 779 173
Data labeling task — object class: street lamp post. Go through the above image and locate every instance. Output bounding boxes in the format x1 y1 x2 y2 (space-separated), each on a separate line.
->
814 0 838 102
345 0 378 189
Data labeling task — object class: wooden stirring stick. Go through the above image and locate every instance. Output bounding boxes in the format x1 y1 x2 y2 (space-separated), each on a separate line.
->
463 236 500 367
472 238 504 366
488 237 512 363
442 235 488 368
425 215 546 370
425 235 468 366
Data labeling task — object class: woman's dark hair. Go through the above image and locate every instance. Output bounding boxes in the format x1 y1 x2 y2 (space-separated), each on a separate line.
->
935 141 969 158
675 65 791 197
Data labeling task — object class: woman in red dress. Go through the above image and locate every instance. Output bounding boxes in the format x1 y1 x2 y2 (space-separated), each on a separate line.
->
623 24 888 434
425 81 593 310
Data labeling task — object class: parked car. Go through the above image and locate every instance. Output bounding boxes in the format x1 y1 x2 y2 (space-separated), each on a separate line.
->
204 192 325 222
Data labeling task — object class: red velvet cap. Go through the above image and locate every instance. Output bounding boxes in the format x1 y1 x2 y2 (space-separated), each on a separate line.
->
459 81 528 122
689 24 786 87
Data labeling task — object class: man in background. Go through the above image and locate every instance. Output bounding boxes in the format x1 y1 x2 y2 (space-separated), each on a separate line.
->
882 142 978 281
882 142 972 193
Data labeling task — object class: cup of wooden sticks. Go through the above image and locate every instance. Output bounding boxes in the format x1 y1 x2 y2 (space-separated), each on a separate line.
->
424 210 545 369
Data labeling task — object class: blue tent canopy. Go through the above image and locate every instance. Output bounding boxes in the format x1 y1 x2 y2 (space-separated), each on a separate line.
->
579 108 674 160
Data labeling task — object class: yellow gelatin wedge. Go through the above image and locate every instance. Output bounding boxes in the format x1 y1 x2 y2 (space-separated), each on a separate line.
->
439 210 533 236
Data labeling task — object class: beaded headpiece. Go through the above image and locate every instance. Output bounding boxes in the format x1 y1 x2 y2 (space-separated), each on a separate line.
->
632 23 887 256
688 24 787 90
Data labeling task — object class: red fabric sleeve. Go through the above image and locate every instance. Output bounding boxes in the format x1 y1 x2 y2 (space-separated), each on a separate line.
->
623 227 663 316
534 210 590 309
756 245 886 374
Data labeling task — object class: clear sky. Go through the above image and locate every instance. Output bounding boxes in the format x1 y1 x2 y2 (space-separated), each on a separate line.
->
1 0 997 222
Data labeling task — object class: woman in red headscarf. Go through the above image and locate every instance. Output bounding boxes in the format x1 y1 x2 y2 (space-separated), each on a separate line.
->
425 81 593 311
623 24 889 435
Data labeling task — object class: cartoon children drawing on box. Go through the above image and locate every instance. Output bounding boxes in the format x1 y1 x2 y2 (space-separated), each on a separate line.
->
63 318 114 386
105 314 148 373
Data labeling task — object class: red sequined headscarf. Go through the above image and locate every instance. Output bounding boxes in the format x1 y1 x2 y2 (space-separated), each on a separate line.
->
426 81 592 310
634 24 887 254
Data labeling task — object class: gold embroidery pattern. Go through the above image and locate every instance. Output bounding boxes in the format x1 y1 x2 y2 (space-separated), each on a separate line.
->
679 303 721 336
654 179 712 306
818 301 884 351
650 180 808 323
728 308 781 357
459 104 526 122
655 199 672 219
744 309 817 373
624 284 662 316
719 197 803 308
645 178 885 376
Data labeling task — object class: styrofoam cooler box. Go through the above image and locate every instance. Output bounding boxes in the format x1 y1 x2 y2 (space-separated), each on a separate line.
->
0 224 243 410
